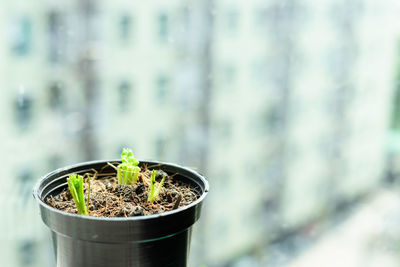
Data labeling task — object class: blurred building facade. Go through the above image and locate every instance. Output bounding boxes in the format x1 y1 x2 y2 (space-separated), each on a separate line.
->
0 0 399 267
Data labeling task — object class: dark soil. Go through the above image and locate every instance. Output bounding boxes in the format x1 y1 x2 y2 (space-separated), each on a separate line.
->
46 164 200 217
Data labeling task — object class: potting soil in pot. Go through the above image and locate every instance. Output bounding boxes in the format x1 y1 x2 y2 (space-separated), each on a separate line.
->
46 164 200 217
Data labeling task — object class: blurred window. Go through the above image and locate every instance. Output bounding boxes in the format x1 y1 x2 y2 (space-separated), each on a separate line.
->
326 86 354 118
118 80 132 111
156 76 169 103
18 168 34 204
222 65 236 86
181 6 190 28
48 155 62 171
158 12 169 42
215 168 231 194
18 169 33 184
268 57 290 90
155 136 166 158
119 14 133 41
18 239 36 266
266 105 283 134
392 70 400 129
15 93 33 129
47 11 63 63
216 119 232 139
225 9 239 33
11 17 32 56
48 82 63 110
265 2 294 41
254 8 267 31
251 60 267 86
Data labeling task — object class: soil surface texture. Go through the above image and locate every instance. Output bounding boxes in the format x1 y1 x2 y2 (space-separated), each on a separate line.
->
46 164 200 217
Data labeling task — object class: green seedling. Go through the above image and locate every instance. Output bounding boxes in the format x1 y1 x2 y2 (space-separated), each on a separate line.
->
67 174 88 215
117 148 140 185
147 170 166 203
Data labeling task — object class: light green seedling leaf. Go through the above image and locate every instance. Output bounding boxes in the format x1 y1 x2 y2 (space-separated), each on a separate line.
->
121 148 139 166
67 174 88 215
117 148 140 185
147 170 166 203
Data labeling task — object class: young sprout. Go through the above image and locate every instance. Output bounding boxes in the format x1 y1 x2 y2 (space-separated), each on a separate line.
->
147 170 166 203
117 148 140 185
67 174 88 215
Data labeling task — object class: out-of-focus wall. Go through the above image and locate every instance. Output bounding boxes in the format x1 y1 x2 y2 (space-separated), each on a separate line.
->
0 0 399 267
0 1 86 266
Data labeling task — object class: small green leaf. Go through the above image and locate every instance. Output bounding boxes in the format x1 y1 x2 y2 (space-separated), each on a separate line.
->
117 148 140 185
147 170 166 203
67 174 88 215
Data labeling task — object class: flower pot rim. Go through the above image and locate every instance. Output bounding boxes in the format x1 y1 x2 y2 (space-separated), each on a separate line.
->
33 158 209 222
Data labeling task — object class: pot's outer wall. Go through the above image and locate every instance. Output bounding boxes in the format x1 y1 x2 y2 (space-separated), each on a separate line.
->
51 228 193 267
33 160 209 267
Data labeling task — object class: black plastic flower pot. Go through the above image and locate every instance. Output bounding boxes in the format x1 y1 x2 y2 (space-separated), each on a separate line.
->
33 159 209 267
